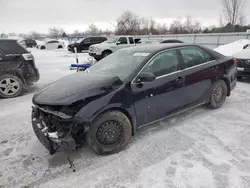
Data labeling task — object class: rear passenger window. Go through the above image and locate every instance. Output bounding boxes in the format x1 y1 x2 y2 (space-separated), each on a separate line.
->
90 37 98 42
129 37 134 44
0 41 28 54
142 50 179 77
180 47 214 69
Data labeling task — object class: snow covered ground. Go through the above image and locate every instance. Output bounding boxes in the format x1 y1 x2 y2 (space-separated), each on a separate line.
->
0 48 250 188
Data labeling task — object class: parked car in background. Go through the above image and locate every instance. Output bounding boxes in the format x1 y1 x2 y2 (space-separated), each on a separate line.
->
67 37 107 53
160 39 184 43
36 39 64 50
137 39 184 44
32 44 236 155
0 39 39 98
89 36 138 60
234 44 250 79
137 38 163 44
19 39 37 48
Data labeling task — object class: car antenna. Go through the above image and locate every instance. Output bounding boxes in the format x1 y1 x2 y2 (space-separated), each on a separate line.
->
67 156 76 172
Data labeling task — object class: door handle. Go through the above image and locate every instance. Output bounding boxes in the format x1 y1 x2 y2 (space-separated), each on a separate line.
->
175 77 185 85
176 76 184 82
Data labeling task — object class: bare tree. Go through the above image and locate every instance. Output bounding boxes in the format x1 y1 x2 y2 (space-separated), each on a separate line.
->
48 27 65 39
221 0 246 25
116 11 140 35
139 17 150 35
157 23 168 34
86 24 101 35
169 18 185 34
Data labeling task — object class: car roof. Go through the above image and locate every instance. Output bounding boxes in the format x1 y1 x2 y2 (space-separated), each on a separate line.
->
125 43 198 53
124 43 225 60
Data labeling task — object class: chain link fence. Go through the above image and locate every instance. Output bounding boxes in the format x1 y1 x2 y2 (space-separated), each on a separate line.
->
134 32 250 49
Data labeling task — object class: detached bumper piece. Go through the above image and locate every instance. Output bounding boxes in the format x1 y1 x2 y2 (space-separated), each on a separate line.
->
32 106 76 154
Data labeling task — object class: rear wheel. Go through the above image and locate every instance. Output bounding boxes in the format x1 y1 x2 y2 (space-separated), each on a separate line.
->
0 74 24 98
208 80 227 109
86 110 132 155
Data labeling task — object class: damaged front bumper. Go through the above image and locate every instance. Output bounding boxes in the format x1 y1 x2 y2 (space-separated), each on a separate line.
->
31 106 78 154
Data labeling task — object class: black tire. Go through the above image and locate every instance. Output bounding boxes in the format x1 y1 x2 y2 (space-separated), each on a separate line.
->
208 80 227 109
94 57 101 61
0 74 24 98
102 51 112 59
86 110 132 155
58 45 63 49
41 46 45 50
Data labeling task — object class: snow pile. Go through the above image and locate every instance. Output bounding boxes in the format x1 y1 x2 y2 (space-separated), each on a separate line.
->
214 39 250 56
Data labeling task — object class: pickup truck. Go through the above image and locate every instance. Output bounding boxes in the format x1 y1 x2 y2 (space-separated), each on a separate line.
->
88 36 140 61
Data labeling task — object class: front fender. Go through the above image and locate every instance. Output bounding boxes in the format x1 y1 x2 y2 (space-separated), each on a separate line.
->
74 91 137 134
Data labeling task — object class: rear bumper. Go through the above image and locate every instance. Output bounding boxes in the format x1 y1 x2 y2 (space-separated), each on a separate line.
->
22 67 40 84
31 107 76 154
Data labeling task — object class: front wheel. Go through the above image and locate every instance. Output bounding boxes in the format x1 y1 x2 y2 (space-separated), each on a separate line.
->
86 110 132 155
208 80 227 109
102 51 112 59
94 57 101 61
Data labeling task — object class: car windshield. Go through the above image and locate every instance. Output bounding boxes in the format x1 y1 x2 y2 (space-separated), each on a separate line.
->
104 37 118 43
88 49 150 81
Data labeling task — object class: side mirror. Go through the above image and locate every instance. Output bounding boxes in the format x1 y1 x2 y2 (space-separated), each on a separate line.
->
116 41 121 45
137 72 156 82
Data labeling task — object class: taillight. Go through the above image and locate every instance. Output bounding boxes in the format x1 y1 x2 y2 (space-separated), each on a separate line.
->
22 53 34 61
233 58 237 64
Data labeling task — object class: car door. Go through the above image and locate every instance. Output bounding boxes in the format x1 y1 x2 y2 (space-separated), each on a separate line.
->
131 49 185 126
116 37 131 50
91 37 101 45
178 46 220 107
81 38 91 50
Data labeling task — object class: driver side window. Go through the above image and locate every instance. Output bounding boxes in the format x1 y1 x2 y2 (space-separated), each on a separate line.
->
142 50 179 77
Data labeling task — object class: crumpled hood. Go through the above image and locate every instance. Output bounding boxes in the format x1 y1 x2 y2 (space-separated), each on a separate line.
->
234 49 250 59
33 72 123 105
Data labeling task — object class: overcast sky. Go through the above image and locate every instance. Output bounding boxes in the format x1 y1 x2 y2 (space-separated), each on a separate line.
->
0 0 249 34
